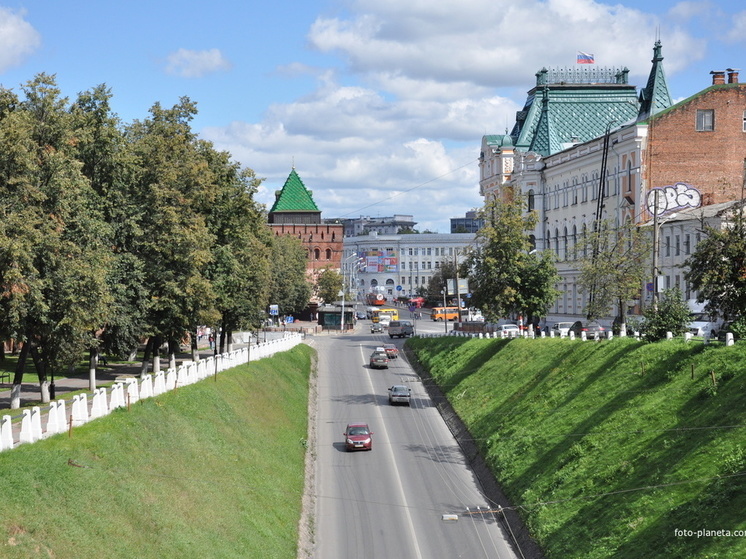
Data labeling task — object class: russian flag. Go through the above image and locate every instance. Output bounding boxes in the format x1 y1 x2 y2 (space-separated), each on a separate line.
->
577 51 595 64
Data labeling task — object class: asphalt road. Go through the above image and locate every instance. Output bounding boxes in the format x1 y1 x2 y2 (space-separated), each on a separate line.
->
313 315 520 559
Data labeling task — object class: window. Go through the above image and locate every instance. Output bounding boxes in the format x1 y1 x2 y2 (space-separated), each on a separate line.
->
696 109 714 131
401 262 406 270
743 110 746 132
528 189 535 211
665 236 670 257
684 234 691 255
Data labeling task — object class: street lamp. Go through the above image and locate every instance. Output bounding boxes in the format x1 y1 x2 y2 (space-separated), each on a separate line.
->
649 188 677 310
441 288 448 334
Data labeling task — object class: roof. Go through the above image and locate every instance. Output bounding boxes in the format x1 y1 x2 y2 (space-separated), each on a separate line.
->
269 168 320 213
510 42 672 157
637 41 673 120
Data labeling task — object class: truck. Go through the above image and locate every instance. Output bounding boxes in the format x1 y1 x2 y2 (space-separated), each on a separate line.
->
388 320 414 338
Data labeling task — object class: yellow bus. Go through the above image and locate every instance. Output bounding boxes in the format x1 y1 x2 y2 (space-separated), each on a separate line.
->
372 308 399 323
431 307 460 321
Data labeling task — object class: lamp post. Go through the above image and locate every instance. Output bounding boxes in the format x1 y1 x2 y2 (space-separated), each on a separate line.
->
441 288 448 334
649 188 677 311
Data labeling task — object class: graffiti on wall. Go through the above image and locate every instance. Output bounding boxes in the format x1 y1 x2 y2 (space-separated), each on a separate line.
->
646 182 701 217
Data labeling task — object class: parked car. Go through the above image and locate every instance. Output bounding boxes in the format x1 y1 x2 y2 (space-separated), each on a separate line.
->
343 423 373 451
388 320 414 338
388 385 411 406
569 321 606 337
688 313 722 337
369 350 389 369
370 323 384 334
551 322 575 336
382 343 399 359
496 323 520 335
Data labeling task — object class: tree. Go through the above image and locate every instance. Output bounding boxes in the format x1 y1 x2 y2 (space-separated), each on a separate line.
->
316 267 344 304
577 219 651 324
641 287 690 341
465 197 559 323
268 234 312 316
684 206 746 320
426 261 456 304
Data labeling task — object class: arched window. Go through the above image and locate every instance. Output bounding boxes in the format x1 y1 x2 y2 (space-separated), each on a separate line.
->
563 227 568 260
571 225 577 259
314 248 320 260
554 228 560 255
325 248 332 260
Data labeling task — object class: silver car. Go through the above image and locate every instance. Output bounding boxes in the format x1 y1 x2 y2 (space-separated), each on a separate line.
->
388 385 411 406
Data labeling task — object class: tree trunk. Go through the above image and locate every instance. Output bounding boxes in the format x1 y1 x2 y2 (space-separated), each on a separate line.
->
168 338 177 370
30 346 50 405
140 337 153 378
191 332 199 362
88 349 98 392
10 342 30 409
152 335 162 374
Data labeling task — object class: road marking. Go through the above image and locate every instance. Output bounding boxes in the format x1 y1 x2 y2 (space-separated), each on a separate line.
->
359 343 424 559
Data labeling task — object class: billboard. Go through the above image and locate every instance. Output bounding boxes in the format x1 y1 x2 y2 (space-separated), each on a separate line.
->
360 249 398 273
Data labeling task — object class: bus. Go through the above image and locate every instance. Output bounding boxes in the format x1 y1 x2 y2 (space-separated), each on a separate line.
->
366 293 387 306
431 307 460 321
372 307 399 323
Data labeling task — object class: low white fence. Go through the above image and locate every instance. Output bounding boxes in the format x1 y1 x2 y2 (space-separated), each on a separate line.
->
0 333 304 453
420 328 735 345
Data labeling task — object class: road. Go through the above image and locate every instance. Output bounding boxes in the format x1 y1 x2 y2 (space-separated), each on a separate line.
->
313 310 520 559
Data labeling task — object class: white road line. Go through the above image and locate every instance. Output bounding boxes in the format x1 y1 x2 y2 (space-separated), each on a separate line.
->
359 343 424 559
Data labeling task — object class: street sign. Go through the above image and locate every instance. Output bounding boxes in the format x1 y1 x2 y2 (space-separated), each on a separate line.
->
269 304 279 316
396 285 402 291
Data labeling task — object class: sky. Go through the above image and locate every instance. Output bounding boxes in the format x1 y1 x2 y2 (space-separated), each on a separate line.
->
0 0 743 233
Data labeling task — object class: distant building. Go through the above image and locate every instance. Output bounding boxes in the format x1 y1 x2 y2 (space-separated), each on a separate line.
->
327 215 417 236
450 210 484 233
268 168 344 288
343 232 475 301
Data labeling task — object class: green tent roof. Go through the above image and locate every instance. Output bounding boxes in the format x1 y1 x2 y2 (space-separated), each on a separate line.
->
269 168 320 213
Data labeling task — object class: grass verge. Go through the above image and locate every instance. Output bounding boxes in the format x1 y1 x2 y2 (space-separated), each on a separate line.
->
0 343 314 559
407 336 746 559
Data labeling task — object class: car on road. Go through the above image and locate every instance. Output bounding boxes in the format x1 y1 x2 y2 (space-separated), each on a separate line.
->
388 320 414 338
569 321 606 337
369 350 389 369
388 385 411 406
379 315 392 327
343 423 373 451
496 323 520 336
551 321 574 336
370 323 384 333
356 311 367 320
382 343 399 359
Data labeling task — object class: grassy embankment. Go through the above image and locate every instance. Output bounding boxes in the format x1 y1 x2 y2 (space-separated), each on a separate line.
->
0 343 314 559
408 336 746 559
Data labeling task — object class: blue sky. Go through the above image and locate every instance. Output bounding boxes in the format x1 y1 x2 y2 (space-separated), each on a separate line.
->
0 0 744 233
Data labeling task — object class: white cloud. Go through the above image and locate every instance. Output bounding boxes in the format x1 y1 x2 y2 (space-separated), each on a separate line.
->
203 0 710 232
164 48 231 78
724 10 746 43
0 8 40 73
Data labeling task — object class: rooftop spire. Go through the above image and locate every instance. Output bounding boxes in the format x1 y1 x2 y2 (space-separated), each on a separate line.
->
637 40 672 120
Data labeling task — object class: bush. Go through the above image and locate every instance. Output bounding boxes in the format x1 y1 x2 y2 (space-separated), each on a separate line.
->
641 287 690 341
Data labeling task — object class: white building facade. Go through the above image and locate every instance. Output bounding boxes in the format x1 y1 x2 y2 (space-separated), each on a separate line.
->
342 232 475 302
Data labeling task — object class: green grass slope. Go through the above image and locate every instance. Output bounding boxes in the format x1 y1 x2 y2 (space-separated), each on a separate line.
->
0 344 314 559
408 336 746 559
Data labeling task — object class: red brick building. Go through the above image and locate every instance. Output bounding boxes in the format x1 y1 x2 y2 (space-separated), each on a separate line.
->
644 69 746 206
267 168 344 289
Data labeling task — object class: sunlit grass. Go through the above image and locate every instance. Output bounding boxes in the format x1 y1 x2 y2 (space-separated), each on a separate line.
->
408 336 746 559
0 344 313 559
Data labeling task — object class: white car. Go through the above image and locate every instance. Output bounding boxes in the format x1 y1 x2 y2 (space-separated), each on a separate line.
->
496 323 520 335
688 313 722 337
551 322 574 336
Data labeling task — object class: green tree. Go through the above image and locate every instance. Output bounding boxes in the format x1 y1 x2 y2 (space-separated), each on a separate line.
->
465 197 558 323
684 208 746 320
203 145 271 353
641 287 690 341
0 74 112 405
316 267 344 304
268 234 312 316
125 98 216 372
577 219 651 324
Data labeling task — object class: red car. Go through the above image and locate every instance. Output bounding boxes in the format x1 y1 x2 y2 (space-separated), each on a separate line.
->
343 423 373 451
382 343 399 359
